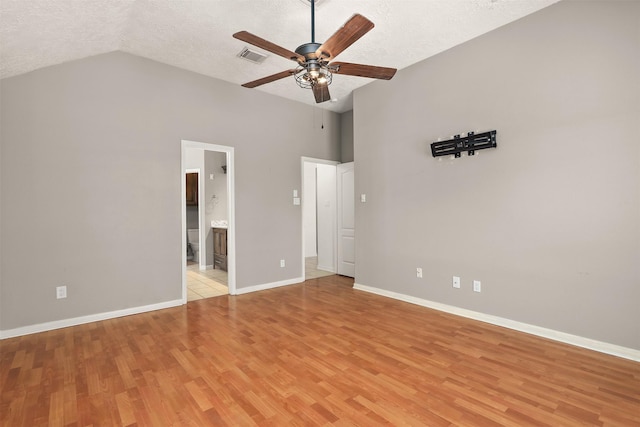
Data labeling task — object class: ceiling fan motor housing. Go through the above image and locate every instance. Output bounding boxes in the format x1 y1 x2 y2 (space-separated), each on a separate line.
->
294 42 332 88
294 42 323 61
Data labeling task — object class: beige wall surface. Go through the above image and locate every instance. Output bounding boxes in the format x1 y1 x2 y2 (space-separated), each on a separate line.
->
340 110 354 163
353 1 639 349
0 52 340 331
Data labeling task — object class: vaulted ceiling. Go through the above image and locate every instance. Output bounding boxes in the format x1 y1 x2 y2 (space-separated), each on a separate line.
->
0 0 558 113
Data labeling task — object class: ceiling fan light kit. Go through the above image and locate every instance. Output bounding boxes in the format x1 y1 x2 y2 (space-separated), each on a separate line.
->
233 0 396 104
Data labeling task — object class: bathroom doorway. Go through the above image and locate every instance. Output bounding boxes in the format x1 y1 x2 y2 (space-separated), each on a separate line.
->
181 140 235 301
185 169 199 267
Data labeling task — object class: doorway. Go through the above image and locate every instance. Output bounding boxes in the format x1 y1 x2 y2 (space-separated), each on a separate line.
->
301 157 339 280
181 140 236 301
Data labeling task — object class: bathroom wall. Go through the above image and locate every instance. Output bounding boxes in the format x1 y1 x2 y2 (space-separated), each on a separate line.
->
207 151 228 223
186 206 198 230
184 148 204 258
204 150 228 266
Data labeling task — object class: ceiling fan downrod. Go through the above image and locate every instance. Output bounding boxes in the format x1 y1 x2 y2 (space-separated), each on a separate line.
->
310 0 315 43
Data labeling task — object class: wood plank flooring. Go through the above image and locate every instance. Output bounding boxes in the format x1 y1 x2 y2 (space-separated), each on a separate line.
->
1 275 639 426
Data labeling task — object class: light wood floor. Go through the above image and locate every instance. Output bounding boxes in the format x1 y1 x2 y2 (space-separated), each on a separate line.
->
1 275 639 426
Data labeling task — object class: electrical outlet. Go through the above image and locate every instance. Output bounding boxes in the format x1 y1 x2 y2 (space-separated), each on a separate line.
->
473 280 481 293
56 286 67 299
416 268 423 278
453 276 460 288
280 259 285 268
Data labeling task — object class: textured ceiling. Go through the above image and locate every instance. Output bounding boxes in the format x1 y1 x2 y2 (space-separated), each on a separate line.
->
0 0 559 113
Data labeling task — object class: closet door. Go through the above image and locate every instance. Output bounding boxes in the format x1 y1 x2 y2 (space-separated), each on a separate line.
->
337 162 355 278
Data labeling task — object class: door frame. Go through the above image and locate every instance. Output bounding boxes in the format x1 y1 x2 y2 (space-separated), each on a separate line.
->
301 156 339 279
181 140 236 300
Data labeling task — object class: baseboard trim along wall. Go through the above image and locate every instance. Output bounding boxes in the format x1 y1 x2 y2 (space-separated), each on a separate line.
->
234 276 305 295
353 283 640 362
2 277 304 339
0 299 184 340
316 264 336 274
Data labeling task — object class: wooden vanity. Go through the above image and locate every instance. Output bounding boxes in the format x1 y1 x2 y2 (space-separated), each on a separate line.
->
212 227 227 271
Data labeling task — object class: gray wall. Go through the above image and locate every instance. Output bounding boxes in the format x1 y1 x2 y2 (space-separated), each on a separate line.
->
340 110 354 163
0 51 340 330
354 1 639 349
186 206 199 230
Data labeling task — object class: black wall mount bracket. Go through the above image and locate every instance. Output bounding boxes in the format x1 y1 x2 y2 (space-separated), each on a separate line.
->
431 130 497 158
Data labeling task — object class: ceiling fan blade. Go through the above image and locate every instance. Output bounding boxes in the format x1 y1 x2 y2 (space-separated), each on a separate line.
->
331 62 397 80
312 83 331 103
315 14 374 61
242 69 296 88
233 31 305 63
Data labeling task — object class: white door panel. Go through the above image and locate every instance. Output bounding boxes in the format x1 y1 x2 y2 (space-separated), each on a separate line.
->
337 162 355 277
316 164 337 272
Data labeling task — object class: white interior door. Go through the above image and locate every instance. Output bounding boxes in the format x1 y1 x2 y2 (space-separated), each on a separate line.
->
337 162 355 277
316 164 337 272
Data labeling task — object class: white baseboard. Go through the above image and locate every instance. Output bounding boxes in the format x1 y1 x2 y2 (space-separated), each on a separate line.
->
316 264 335 273
353 283 640 362
0 299 184 340
235 276 304 295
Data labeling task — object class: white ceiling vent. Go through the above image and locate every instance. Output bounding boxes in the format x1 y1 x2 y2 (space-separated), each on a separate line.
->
237 47 268 64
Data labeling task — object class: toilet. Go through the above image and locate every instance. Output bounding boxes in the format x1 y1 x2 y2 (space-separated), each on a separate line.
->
187 229 200 263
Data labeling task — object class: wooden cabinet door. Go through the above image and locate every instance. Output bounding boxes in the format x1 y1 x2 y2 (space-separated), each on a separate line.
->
185 173 198 205
213 228 227 271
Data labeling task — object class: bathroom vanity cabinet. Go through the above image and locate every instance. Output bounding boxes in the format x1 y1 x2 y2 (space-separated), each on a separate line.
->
213 227 227 271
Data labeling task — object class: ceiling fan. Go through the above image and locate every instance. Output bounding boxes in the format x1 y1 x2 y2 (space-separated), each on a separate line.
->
233 0 397 103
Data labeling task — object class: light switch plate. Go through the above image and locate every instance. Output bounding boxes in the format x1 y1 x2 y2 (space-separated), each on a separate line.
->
56 286 67 299
361 194 366 203
453 276 460 288
473 280 481 292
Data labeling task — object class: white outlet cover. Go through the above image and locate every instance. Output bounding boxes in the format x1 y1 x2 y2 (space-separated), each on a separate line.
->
416 268 423 278
453 276 460 288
